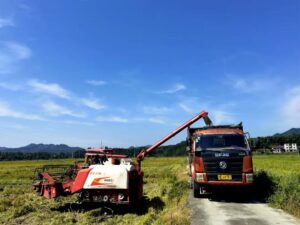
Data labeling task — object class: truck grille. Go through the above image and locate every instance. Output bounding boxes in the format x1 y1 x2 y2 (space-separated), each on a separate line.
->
203 156 243 182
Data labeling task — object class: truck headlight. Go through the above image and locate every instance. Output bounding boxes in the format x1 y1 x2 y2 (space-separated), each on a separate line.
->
246 173 253 183
196 173 205 182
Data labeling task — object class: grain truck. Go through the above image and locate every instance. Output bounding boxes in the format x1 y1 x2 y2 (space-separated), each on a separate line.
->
186 121 254 197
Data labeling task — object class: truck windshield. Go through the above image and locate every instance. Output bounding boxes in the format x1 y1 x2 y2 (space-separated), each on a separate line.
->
196 134 247 150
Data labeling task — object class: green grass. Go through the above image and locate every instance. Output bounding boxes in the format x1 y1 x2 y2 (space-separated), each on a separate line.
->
0 155 299 224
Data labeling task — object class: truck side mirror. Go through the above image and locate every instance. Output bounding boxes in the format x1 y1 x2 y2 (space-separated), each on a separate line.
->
244 132 253 150
248 140 254 150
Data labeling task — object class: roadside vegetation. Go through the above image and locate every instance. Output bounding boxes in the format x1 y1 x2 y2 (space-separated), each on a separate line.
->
253 154 300 218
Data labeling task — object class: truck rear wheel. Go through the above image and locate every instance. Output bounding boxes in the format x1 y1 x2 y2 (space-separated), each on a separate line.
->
193 181 200 198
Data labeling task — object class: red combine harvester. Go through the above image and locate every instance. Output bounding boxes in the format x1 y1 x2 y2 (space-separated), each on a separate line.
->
33 111 210 204
33 148 143 204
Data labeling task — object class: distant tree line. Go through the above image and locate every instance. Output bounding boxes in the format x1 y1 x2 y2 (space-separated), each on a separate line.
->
113 141 187 157
250 134 300 150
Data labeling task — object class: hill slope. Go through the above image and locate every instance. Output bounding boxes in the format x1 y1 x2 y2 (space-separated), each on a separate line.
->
0 143 83 153
274 128 300 136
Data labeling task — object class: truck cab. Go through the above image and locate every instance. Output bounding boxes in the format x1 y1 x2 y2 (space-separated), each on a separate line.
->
187 124 254 197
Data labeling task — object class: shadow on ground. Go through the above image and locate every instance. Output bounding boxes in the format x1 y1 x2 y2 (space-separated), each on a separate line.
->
199 170 276 204
53 195 165 216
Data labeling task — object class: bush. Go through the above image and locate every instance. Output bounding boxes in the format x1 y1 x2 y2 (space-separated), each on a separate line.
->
269 174 300 217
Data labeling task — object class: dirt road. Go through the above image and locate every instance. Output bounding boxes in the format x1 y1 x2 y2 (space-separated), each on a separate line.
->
189 193 300 225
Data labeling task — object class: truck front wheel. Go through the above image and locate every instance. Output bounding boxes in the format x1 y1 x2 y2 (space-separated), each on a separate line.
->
193 181 200 198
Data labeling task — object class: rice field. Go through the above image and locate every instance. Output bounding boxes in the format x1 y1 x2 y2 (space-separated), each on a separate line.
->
0 154 299 224
0 157 190 225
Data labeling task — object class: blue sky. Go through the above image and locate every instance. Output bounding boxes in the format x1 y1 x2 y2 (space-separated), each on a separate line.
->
0 0 299 148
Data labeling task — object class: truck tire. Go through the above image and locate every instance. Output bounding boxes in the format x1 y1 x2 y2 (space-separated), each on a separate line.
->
189 177 193 189
193 181 200 198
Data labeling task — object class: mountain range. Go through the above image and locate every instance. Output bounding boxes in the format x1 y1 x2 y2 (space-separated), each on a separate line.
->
273 128 300 136
0 143 83 153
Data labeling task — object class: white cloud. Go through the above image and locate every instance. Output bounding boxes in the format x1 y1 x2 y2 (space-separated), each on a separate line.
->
178 102 195 113
42 101 85 118
142 106 171 115
131 117 167 125
225 75 279 94
0 18 14 28
178 97 206 114
147 117 166 124
81 98 107 110
5 41 31 59
17 3 33 11
178 97 236 124
281 86 300 127
157 83 186 94
0 41 31 74
86 80 107 86
0 82 22 91
97 116 128 123
210 110 235 125
29 80 71 99
60 120 95 126
0 102 43 120
96 115 167 124
8 124 28 130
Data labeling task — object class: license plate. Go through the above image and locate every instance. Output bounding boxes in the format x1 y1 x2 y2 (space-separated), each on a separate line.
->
217 174 232 180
